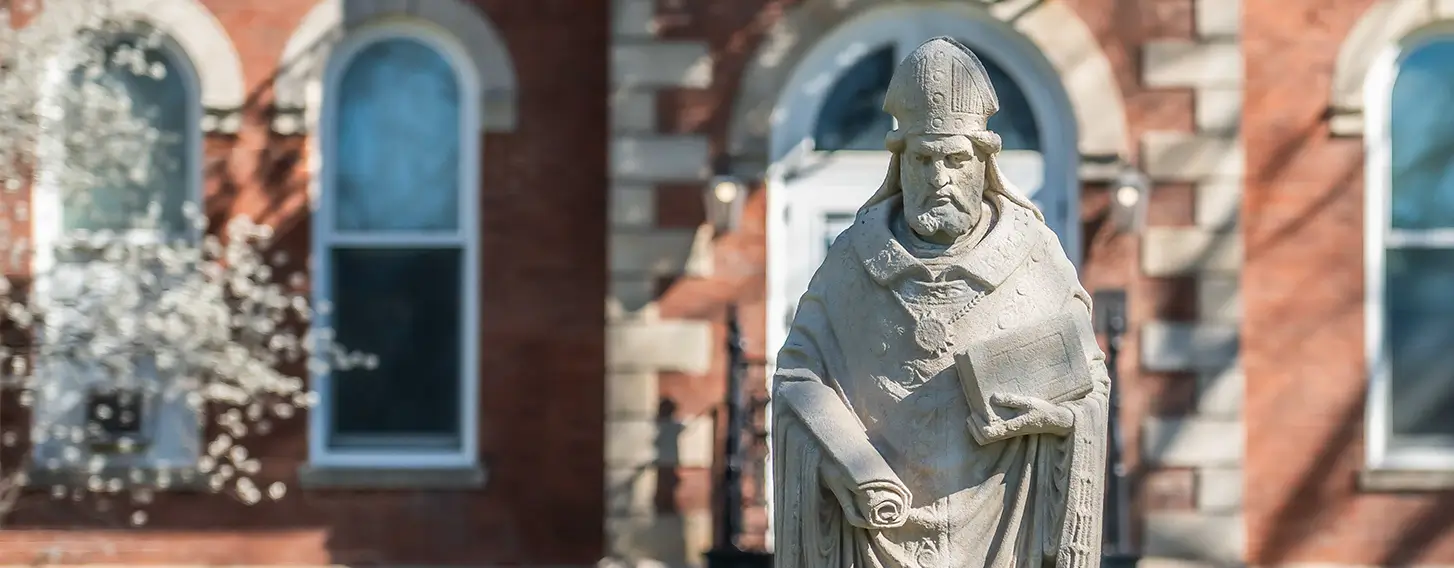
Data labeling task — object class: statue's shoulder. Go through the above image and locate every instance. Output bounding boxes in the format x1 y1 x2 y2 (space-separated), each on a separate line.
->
999 201 1077 282
1002 208 1092 313
831 199 896 264
799 215 875 297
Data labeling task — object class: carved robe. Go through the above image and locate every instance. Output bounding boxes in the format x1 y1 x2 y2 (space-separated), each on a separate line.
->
772 192 1109 568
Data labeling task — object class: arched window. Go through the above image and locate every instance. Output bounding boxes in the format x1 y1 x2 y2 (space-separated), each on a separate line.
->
31 29 204 468
1367 34 1454 467
70 43 193 234
811 44 1041 154
312 25 480 468
36 30 201 256
802 38 1047 253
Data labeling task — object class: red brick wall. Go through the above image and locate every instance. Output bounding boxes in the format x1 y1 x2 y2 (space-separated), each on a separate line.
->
0 1 609 564
1243 0 1454 563
647 0 1202 551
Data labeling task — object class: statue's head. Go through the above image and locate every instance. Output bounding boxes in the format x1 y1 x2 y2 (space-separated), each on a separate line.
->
882 37 1004 245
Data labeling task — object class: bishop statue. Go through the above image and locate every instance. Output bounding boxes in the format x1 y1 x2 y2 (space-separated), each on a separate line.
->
771 37 1109 568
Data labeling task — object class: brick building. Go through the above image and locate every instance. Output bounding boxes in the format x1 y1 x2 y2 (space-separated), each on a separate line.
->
10 0 1454 566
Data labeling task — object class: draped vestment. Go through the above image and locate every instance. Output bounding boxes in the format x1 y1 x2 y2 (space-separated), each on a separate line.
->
772 193 1109 568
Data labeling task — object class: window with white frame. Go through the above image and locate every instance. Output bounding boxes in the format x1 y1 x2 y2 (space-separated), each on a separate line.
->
310 25 480 468
32 30 202 467
1369 35 1454 466
37 31 199 250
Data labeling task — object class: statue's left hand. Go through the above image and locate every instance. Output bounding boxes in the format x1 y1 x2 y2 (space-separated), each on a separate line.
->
986 393 1074 437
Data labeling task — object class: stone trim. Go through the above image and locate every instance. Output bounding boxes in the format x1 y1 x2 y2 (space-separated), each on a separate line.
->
1196 178 1242 232
296 465 487 490
1142 227 1244 276
606 1 720 564
1197 366 1245 418
1142 40 1243 89
727 0 1130 164
1141 132 1245 182
107 0 246 116
607 319 714 374
1195 88 1242 134
1138 0 1246 564
1197 467 1244 512
605 511 714 568
1080 155 1128 182
1143 512 1247 566
1198 275 1242 323
612 42 713 89
611 135 712 183
272 0 519 134
1329 0 1454 136
1143 417 1244 467
1141 322 1239 373
1358 468 1454 491
1195 0 1242 39
27 464 207 491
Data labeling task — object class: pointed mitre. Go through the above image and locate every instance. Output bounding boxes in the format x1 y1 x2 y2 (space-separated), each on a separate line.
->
883 37 1000 136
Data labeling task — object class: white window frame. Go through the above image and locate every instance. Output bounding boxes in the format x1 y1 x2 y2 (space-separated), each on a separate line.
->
1363 24 1454 470
34 31 205 285
31 30 206 469
308 22 482 470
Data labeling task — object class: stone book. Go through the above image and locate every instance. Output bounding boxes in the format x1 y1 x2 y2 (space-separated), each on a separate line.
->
954 311 1094 435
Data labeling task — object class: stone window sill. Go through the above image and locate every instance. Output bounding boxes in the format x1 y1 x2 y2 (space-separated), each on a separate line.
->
1358 468 1454 492
26 464 208 492
296 465 488 490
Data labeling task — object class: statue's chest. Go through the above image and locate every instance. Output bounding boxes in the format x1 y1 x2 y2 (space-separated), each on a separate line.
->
836 274 1048 391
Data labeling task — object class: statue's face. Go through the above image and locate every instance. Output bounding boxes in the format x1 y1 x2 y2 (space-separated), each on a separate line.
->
899 134 987 244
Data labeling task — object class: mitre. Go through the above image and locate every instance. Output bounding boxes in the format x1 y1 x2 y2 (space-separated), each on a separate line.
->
883 36 1001 136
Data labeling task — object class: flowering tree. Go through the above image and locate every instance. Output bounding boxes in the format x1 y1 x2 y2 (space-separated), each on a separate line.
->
0 0 368 525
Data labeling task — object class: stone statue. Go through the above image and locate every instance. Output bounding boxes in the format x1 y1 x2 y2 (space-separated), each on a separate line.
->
771 37 1109 568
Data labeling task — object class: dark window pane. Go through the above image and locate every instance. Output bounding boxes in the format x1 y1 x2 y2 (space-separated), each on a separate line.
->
330 247 463 446
64 37 191 233
334 38 461 232
1391 40 1454 230
813 46 896 152
1386 247 1454 440
810 42 1040 152
980 55 1039 151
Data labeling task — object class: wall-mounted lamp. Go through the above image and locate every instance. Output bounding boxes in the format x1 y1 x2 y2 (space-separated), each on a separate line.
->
704 175 746 234
1108 164 1151 235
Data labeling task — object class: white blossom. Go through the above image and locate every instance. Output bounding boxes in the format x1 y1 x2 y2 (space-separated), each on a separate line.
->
0 0 371 524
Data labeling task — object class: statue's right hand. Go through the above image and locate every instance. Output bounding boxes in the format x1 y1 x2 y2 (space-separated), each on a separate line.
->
819 462 908 529
857 487 907 528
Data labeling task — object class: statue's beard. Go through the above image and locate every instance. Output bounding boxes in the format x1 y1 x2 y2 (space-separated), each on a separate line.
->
905 193 979 241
